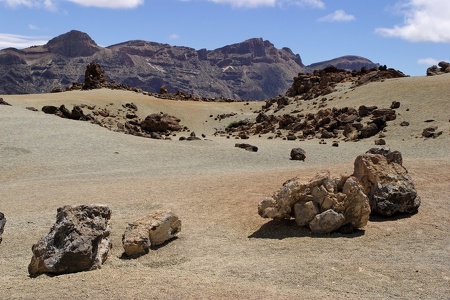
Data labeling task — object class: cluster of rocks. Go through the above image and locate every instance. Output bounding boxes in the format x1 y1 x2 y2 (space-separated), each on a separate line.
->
259 149 421 233
222 104 397 142
286 66 407 100
40 102 188 140
0 212 5 244
28 205 181 277
426 61 450 76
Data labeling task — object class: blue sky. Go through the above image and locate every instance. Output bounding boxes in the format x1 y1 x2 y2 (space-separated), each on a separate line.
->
0 0 449 76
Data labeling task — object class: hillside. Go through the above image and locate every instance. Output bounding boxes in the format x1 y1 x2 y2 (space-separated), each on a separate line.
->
0 73 449 299
0 30 378 100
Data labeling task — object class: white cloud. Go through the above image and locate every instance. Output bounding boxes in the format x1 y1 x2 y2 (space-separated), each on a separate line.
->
0 0 143 9
318 9 355 22
417 58 441 66
209 0 324 9
169 34 180 40
67 0 144 9
0 33 49 49
376 0 450 43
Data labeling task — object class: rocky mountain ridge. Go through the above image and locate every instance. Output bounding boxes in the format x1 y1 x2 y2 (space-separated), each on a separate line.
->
0 30 379 100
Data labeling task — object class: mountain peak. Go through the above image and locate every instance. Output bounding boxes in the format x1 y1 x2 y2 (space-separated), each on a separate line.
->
45 30 100 57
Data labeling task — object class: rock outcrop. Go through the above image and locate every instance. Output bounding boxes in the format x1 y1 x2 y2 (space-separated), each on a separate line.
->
353 150 421 216
258 171 370 234
28 205 112 277
286 66 407 100
426 61 450 76
122 210 181 258
0 212 5 244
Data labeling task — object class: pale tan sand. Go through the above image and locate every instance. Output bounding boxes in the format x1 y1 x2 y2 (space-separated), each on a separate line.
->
0 75 449 299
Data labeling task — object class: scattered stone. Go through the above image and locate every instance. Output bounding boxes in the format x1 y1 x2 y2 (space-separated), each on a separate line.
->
0 98 11 106
375 138 386 145
422 126 442 138
160 85 168 94
353 152 421 216
258 171 370 234
122 210 181 258
42 105 59 114
390 101 400 109
332 141 339 147
26 107 38 111
0 212 5 244
290 148 306 161
235 143 258 152
400 121 410 126
28 205 112 277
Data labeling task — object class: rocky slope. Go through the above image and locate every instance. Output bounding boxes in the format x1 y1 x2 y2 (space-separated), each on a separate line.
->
0 30 378 100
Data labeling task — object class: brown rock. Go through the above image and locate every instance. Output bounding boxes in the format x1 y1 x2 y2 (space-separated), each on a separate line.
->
290 148 306 161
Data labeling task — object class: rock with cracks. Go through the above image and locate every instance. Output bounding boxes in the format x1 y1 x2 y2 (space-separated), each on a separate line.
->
353 151 421 216
28 205 112 277
122 210 181 258
258 171 370 234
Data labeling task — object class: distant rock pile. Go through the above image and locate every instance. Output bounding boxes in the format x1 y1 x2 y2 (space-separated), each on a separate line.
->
426 61 450 76
222 104 397 142
258 148 421 233
286 66 407 100
258 171 370 234
28 205 112 277
40 101 188 140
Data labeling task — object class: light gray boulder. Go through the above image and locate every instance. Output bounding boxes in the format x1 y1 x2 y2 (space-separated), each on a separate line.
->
122 210 181 257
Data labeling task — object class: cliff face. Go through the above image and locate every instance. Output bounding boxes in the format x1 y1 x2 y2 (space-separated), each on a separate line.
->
0 30 378 100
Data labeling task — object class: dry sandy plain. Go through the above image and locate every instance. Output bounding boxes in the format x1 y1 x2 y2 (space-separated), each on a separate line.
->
1 74 449 299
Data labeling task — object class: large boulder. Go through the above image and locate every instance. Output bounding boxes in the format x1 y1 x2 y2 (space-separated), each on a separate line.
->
290 148 306 161
122 210 181 258
28 205 112 277
258 171 370 234
140 113 182 133
0 212 5 244
353 151 421 216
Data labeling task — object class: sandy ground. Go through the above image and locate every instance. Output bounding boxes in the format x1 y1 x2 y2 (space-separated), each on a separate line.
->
0 75 449 299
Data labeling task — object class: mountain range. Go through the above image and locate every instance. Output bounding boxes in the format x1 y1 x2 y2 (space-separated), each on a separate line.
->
0 30 378 100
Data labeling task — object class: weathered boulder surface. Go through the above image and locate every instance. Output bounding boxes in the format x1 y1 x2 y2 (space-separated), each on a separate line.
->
353 151 421 216
0 212 5 244
140 113 182 133
290 148 306 161
28 205 112 277
258 171 370 234
122 210 181 258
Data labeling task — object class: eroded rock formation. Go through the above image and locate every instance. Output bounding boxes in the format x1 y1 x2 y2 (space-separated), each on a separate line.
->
353 150 421 216
28 205 112 277
258 171 370 234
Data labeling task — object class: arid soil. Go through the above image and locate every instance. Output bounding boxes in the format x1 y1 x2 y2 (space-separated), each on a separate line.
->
0 74 449 299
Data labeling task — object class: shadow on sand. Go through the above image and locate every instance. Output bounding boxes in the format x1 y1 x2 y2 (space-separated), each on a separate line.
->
248 219 365 240
369 212 415 222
